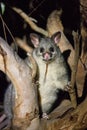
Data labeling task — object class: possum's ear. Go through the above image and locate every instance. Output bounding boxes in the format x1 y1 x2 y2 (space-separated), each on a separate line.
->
51 31 61 44
30 33 40 48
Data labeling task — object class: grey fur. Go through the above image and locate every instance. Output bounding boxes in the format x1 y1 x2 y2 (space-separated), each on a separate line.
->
30 32 69 114
4 83 15 119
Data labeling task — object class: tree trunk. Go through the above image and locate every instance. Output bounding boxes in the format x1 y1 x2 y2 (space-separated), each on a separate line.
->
0 38 39 130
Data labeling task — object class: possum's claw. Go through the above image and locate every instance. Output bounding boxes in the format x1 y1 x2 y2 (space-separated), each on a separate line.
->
0 114 11 129
42 113 49 120
64 81 72 91
0 114 6 123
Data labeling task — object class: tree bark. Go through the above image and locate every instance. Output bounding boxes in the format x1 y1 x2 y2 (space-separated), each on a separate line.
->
0 38 39 130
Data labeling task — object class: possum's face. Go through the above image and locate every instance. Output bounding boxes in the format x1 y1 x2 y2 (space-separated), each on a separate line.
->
30 32 61 63
35 38 58 63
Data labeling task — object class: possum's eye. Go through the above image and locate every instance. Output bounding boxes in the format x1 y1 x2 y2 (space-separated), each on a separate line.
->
49 47 54 52
40 47 44 53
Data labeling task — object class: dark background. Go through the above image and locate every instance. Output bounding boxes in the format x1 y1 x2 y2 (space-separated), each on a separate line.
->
0 0 80 41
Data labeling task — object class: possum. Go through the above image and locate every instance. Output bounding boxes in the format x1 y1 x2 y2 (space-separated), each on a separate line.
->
0 32 70 126
0 83 15 129
30 31 70 118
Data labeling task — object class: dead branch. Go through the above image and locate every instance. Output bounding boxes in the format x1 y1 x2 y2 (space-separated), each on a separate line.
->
39 97 87 130
15 37 37 79
0 37 39 130
27 53 38 80
46 10 75 70
68 31 80 108
15 37 33 53
76 58 87 97
49 100 73 119
75 0 87 97
47 9 64 36
71 97 87 130
12 7 48 36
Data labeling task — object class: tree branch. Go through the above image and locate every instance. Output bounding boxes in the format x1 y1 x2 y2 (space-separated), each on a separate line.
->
0 37 39 130
40 97 87 130
15 37 33 53
15 37 37 80
68 31 80 108
12 7 48 36
46 9 75 70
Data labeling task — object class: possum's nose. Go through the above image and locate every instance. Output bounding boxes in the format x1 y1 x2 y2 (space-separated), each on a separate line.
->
43 52 51 61
44 53 50 60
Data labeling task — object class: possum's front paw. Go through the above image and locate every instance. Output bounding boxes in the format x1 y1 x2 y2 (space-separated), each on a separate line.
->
42 113 49 120
64 81 72 91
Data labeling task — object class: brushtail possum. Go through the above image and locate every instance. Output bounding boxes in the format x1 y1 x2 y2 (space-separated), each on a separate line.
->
30 31 70 118
0 32 70 126
0 83 15 129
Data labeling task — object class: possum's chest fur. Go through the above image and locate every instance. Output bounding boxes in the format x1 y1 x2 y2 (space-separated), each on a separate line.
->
31 32 69 114
35 56 69 113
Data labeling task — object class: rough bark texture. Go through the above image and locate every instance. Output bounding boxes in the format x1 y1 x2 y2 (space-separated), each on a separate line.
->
47 10 75 70
0 38 39 130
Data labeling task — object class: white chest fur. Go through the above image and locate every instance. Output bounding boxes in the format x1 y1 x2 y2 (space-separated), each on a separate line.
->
34 55 69 113
31 32 69 114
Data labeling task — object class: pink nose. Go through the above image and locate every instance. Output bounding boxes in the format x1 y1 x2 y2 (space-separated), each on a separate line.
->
44 53 50 60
